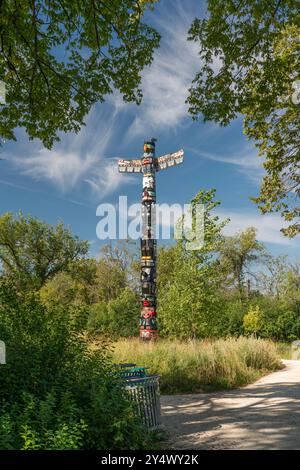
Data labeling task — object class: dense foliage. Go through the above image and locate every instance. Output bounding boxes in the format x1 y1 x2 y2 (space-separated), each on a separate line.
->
1 198 299 347
0 212 88 291
187 0 300 235
87 288 140 338
158 189 227 339
0 0 160 147
0 282 154 450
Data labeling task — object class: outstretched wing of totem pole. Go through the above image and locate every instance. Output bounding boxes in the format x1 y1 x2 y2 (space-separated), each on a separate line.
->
155 149 184 171
118 139 184 340
118 159 143 173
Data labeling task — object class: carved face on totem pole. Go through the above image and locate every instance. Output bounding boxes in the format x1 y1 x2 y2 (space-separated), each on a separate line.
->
141 307 156 319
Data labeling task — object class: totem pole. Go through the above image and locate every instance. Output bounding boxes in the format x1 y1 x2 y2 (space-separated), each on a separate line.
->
118 139 184 340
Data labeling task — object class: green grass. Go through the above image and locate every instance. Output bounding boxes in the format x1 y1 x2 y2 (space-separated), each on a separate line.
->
112 337 283 394
276 342 293 359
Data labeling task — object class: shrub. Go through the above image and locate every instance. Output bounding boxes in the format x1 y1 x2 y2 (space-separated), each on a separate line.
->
0 282 153 450
250 297 300 341
87 288 139 338
223 299 248 336
243 305 263 336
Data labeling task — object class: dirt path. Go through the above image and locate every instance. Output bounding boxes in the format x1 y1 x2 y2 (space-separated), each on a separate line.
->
160 360 300 450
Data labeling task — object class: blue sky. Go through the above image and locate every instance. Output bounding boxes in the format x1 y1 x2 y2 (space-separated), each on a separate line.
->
0 0 299 259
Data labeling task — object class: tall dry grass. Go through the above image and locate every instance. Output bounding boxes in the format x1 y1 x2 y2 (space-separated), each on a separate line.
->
112 337 282 394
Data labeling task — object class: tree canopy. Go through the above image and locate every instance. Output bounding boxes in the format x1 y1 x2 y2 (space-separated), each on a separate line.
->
158 189 227 339
187 0 300 236
0 212 88 290
218 227 265 297
0 0 160 147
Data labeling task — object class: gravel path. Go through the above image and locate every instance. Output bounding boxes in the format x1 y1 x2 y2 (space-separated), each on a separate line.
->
161 360 300 450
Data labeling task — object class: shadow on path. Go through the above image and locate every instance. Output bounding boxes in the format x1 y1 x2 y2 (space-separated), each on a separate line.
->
161 360 300 449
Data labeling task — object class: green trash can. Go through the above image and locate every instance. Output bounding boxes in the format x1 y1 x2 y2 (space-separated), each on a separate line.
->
122 374 161 431
113 363 148 379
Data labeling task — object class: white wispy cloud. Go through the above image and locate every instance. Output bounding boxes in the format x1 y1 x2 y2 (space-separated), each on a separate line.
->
4 2 262 205
84 158 135 198
189 144 266 184
126 1 212 138
5 2 215 196
8 105 132 199
0 178 41 193
216 209 298 246
190 146 262 169
16 148 97 189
